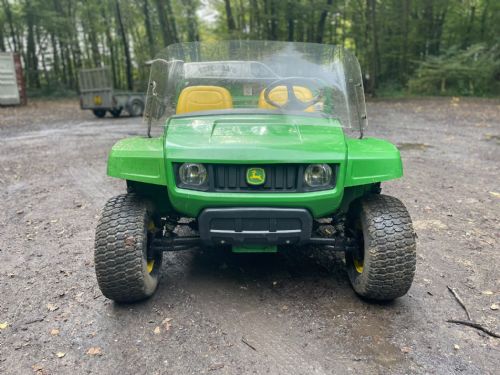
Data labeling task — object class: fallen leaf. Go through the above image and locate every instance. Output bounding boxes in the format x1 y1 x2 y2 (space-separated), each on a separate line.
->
453 344 460 350
55 352 65 358
0 322 8 330
489 192 500 198
400 346 411 354
87 347 102 356
47 303 59 312
153 326 161 335
490 303 499 310
482 290 494 295
50 328 60 336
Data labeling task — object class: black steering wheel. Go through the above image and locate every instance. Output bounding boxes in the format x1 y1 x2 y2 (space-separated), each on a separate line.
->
263 77 324 111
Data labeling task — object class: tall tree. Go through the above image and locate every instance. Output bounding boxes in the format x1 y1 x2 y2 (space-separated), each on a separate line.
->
142 0 156 56
317 0 334 44
115 0 133 90
224 0 236 34
24 0 40 88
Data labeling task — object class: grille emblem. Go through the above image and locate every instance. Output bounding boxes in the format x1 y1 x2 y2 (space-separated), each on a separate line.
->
246 167 266 185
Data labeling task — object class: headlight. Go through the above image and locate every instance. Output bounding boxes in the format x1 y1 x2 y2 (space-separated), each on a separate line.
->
179 163 208 186
304 164 332 188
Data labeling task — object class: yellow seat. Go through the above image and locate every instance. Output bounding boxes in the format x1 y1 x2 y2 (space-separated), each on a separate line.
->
176 85 233 114
258 86 315 112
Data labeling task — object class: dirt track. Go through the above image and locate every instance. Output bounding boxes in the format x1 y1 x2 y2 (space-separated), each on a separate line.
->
0 98 499 374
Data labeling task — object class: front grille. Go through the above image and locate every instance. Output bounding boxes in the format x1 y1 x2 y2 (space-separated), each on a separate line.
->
210 164 299 192
173 163 337 192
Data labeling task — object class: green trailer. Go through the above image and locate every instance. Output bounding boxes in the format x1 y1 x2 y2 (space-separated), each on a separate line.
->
78 67 144 118
94 41 416 303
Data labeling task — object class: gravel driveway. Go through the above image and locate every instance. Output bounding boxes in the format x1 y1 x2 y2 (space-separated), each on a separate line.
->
0 98 499 374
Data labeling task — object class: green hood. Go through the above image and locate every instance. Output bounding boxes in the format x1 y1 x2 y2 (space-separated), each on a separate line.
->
165 114 347 163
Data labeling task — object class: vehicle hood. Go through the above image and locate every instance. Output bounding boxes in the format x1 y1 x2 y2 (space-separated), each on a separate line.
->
165 114 347 163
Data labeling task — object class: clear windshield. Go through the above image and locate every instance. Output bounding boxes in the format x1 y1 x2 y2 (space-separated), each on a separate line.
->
144 41 367 134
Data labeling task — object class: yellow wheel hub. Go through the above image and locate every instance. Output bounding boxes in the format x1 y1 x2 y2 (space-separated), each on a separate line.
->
353 258 364 273
146 220 156 274
147 260 155 273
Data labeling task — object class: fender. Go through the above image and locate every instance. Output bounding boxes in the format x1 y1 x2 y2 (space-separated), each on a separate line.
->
345 137 403 187
107 137 167 186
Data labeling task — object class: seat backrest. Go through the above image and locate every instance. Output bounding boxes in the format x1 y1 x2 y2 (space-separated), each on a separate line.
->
258 86 315 112
176 85 233 114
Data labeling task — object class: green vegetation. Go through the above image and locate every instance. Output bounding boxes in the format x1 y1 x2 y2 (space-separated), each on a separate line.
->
0 0 498 96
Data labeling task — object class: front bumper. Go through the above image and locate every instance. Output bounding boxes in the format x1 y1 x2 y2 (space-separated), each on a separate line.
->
198 207 313 246
150 207 356 253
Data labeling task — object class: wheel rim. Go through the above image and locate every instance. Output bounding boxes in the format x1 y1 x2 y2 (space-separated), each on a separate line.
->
147 260 155 273
351 218 365 274
146 220 157 274
353 257 364 273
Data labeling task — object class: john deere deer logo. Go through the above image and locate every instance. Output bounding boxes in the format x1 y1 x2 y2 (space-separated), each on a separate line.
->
246 167 266 185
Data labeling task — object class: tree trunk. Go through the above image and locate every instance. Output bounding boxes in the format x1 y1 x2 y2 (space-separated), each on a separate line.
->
50 32 60 79
25 0 40 88
316 0 334 44
85 5 101 66
164 0 179 43
249 0 259 37
143 0 156 56
269 0 278 40
35 24 50 88
2 0 18 52
101 2 118 87
464 5 476 48
184 0 199 42
224 0 237 33
480 0 489 39
67 0 82 87
0 22 5 51
115 0 133 90
368 0 379 94
155 0 177 46
287 0 294 41
400 0 410 83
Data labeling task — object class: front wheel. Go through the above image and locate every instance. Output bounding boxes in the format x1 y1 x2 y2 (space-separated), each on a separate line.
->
346 194 416 301
94 194 163 303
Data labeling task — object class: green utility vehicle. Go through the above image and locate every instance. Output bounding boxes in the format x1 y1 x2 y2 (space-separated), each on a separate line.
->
94 41 416 303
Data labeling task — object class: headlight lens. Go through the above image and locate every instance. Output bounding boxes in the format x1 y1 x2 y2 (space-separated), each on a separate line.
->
304 164 332 187
179 163 208 186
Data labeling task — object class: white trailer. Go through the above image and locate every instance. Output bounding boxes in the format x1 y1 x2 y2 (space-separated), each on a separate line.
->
78 67 145 118
0 52 25 106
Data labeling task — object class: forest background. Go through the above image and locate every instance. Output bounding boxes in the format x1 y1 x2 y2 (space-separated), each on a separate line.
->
0 0 498 97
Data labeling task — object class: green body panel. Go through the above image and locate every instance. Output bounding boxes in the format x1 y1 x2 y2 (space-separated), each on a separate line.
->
107 137 167 186
232 245 277 253
345 138 403 187
106 114 403 219
164 115 346 163
164 114 346 218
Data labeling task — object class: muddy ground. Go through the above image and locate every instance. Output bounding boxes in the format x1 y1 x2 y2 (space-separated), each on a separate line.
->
0 98 499 375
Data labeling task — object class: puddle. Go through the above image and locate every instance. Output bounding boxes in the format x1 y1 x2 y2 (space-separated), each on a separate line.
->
397 142 433 151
